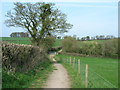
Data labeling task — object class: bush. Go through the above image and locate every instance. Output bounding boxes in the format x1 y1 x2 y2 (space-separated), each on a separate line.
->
62 36 79 53
40 36 55 52
103 39 118 58
2 41 49 73
61 38 118 58
79 40 118 58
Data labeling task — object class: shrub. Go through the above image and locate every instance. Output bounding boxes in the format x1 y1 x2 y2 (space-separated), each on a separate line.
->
61 38 118 58
80 40 118 58
103 39 118 58
62 36 79 53
39 36 55 52
2 41 49 73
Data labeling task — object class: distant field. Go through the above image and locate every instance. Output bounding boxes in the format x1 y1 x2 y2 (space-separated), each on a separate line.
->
1 37 116 47
56 54 118 88
1 37 30 40
1 37 63 46
1 37 31 45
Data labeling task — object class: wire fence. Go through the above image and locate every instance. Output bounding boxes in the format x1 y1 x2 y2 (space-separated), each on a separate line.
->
61 57 117 88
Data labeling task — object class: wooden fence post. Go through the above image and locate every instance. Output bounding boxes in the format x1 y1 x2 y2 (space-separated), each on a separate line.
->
78 59 80 74
85 64 88 88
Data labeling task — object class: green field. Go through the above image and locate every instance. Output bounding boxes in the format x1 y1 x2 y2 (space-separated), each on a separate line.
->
55 54 118 88
1 37 31 45
1 37 30 40
1 37 114 47
1 37 62 47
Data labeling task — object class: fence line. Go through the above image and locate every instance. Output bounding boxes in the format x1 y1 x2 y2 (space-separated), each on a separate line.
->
85 64 88 88
63 57 117 88
78 59 80 74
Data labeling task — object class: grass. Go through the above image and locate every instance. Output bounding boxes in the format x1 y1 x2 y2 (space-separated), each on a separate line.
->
29 63 55 88
1 37 63 46
2 61 54 88
1 37 31 45
62 62 85 88
1 37 30 40
1 37 62 46
1 37 114 47
55 54 118 88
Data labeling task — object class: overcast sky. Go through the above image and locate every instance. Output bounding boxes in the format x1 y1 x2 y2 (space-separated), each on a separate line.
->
0 0 119 38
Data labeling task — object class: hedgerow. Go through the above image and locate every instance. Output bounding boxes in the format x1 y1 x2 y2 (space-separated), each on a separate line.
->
62 38 118 58
2 41 49 73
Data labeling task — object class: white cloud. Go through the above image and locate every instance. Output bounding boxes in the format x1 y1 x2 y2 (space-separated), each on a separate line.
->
0 0 119 3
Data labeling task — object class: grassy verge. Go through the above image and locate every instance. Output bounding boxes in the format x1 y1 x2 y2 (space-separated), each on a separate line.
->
62 63 85 88
55 55 85 88
2 61 54 88
55 54 118 88
29 62 55 88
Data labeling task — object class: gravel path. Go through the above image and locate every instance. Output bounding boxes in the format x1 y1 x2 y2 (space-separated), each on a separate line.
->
43 62 71 88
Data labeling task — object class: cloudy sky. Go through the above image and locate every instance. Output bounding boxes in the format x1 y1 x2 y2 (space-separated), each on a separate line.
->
0 0 119 38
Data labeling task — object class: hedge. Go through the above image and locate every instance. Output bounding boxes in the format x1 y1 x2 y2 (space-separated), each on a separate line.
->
2 41 49 73
62 38 118 59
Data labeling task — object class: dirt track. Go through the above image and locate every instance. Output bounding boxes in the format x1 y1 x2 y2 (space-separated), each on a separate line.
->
43 62 71 88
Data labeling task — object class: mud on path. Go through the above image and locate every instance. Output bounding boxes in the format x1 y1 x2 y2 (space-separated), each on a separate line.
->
43 56 71 88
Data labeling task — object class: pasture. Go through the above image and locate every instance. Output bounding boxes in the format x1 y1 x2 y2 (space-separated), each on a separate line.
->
1 37 114 47
1 37 62 47
55 54 118 88
1 37 31 45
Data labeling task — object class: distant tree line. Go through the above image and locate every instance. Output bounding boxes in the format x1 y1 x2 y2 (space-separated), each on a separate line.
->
10 32 29 37
76 35 115 41
59 35 116 41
